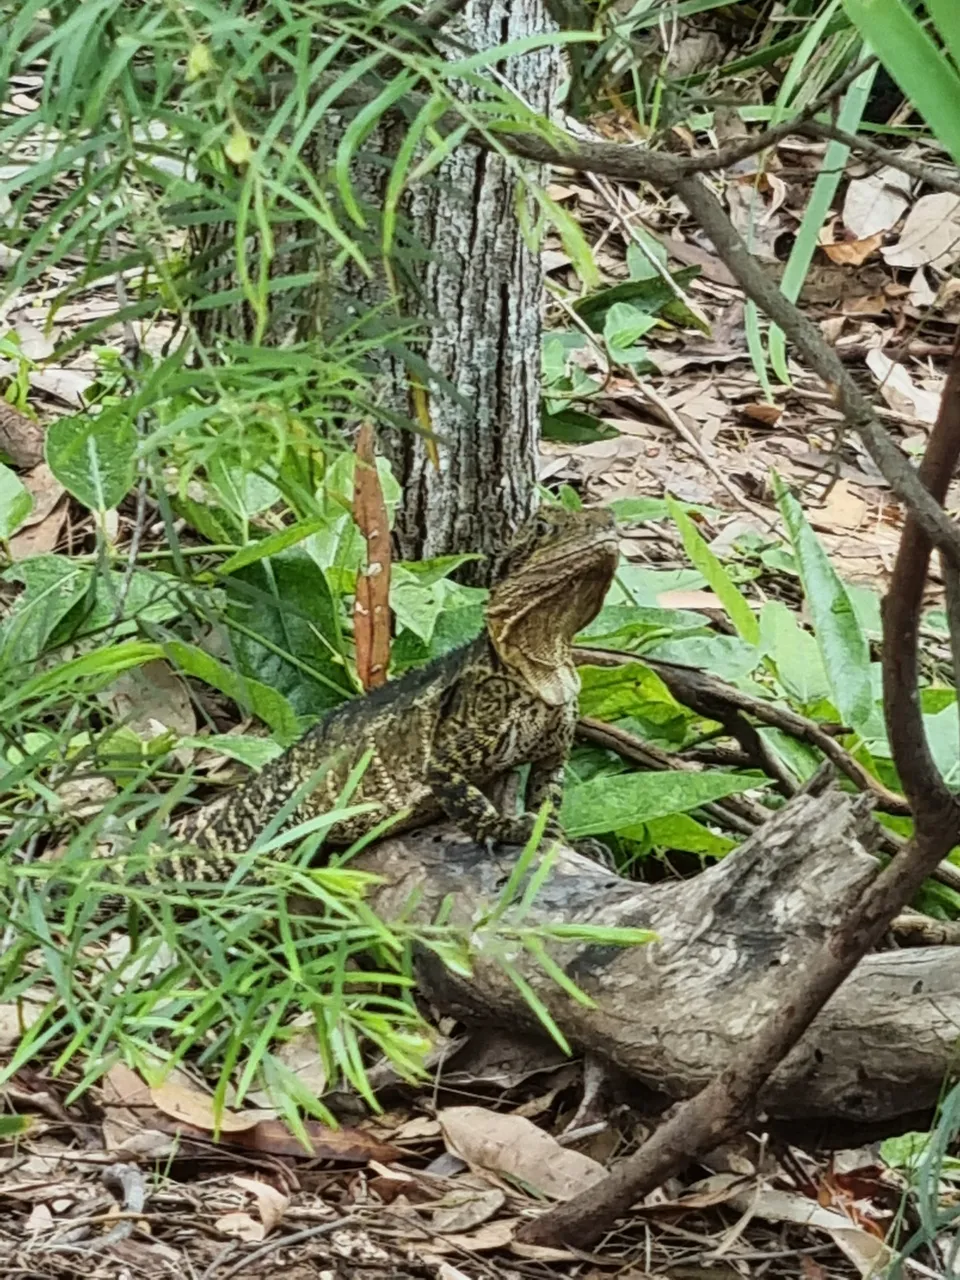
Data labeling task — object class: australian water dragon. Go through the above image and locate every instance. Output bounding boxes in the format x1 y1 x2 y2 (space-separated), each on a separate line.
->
126 504 620 888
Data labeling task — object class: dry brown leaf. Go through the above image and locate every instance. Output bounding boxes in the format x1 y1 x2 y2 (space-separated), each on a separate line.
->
439 1105 605 1201
740 402 782 426
431 1187 505 1233
657 589 723 610
353 422 391 690
9 472 66 559
227 1118 405 1162
842 166 911 239
821 232 883 266
233 1175 289 1234
215 1210 264 1242
392 1115 442 1141
865 349 941 424
149 1080 268 1133
882 192 960 269
0 402 44 468
725 1186 893 1278
510 1239 576 1262
443 1217 518 1251
101 660 196 745
811 479 867 532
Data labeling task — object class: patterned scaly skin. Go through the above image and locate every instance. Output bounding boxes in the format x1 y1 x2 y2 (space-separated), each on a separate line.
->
139 506 620 886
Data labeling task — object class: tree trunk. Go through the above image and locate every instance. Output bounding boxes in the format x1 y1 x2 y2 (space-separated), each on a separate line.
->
354 792 960 1124
191 1 557 585
375 1 555 579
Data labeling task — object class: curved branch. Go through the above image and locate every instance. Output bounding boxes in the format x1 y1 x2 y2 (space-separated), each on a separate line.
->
882 347 960 831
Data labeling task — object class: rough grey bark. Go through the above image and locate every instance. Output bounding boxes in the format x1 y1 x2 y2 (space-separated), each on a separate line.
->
374 0 555 577
192 1 557 585
354 793 960 1123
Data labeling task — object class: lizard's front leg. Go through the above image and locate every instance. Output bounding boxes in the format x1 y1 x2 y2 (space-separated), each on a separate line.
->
425 753 556 846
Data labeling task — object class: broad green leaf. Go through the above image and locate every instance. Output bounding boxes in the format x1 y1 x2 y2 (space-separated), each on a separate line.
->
178 735 285 770
1 555 90 665
626 234 667 280
630 812 735 857
667 496 759 645
45 409 137 511
0 462 32 538
0 1115 32 1137
644 633 761 683
391 599 486 673
607 497 716 524
773 475 872 732
219 519 327 575
603 301 657 359
759 600 830 705
561 769 761 838
390 567 486 647
757 727 825 785
577 662 690 736
573 267 701 331
579 602 708 654
605 565 706 607
542 409 619 443
164 640 301 746
226 550 352 719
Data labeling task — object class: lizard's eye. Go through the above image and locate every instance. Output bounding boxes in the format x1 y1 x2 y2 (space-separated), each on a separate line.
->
534 514 555 538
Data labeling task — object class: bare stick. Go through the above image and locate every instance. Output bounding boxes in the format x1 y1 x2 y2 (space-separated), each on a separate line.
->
518 355 960 1249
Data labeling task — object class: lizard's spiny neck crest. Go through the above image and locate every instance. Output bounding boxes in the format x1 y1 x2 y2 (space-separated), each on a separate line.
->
485 506 619 706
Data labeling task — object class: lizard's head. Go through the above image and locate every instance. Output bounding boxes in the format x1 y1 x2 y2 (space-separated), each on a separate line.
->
486 506 620 706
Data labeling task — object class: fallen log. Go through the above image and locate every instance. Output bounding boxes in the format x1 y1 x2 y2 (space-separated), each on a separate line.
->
355 790 960 1123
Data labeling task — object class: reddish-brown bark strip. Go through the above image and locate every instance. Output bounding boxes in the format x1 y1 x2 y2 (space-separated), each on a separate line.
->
352 423 392 691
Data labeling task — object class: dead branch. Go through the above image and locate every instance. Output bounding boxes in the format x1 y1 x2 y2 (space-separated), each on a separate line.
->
514 353 960 1250
359 792 960 1124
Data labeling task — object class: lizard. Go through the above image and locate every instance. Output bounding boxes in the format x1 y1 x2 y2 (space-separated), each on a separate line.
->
109 504 621 891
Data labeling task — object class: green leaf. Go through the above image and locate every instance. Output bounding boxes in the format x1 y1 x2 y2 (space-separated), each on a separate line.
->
538 190 600 290
0 462 33 538
573 267 701 331
0 1114 33 1137
1 555 90 665
603 301 657 356
578 662 690 733
759 600 830 705
667 496 759 645
390 567 486 647
541 409 619 443
226 550 352 719
561 769 761 838
219 518 328 575
45 409 137 511
843 0 960 168
644 633 761 683
164 640 301 746
178 734 285 770
773 475 872 732
579 602 708 653
634 812 735 857
607 497 672 524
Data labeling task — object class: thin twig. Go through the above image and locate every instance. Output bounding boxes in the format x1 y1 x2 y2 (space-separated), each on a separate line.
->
798 121 960 197
209 1216 359 1280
